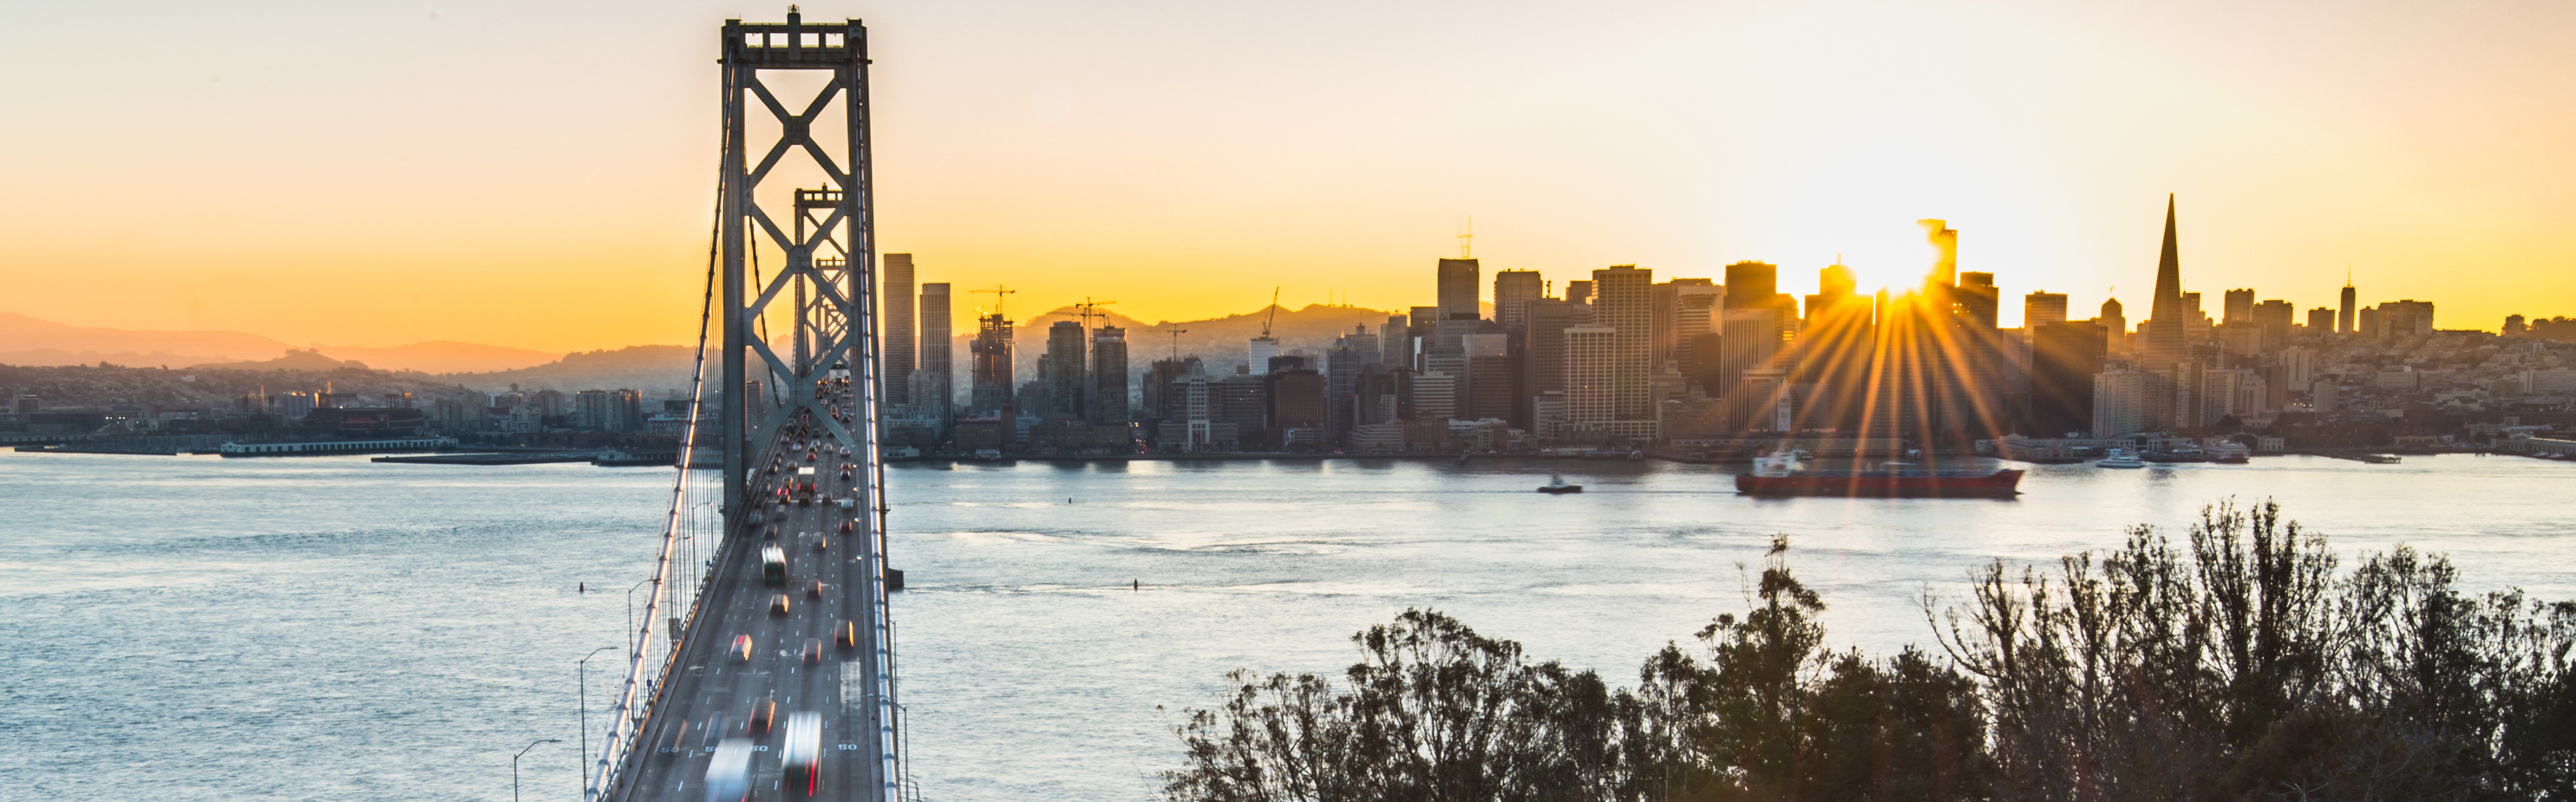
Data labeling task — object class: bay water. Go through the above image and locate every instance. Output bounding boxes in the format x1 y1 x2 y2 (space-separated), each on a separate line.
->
3 452 2567 799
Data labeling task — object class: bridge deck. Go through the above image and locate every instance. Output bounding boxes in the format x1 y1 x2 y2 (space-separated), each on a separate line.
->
614 393 886 801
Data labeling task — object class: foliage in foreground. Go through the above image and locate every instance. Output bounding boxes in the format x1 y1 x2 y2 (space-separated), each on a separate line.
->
1164 500 2576 802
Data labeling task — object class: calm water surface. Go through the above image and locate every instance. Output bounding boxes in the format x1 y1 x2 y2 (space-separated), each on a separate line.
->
3 451 2569 800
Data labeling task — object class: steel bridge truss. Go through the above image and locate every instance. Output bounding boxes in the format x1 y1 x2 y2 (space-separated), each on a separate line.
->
590 10 899 802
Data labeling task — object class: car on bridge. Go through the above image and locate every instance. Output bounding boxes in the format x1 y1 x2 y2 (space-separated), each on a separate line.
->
761 545 787 585
781 712 823 794
731 635 753 662
704 738 752 802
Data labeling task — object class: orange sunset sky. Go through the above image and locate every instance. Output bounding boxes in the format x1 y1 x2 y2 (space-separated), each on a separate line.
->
4 0 2573 353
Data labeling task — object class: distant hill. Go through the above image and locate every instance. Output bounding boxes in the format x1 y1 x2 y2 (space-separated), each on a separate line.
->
438 346 700 395
0 362 474 411
0 311 296 367
319 341 557 374
188 349 367 372
0 311 568 373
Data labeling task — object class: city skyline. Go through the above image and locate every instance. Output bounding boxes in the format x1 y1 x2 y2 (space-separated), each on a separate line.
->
7 0 2576 351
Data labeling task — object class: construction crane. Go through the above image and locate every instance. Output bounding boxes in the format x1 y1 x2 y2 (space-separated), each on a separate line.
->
1075 297 1119 330
1161 328 1188 362
970 285 1017 317
1259 287 1281 339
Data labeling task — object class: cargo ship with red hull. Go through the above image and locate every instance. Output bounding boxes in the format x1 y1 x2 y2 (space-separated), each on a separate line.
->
1735 453 2024 498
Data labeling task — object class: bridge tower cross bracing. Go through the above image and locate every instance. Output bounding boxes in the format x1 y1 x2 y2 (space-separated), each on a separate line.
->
711 9 897 802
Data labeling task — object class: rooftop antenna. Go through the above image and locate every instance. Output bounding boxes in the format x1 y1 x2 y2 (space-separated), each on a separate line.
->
1458 216 1473 258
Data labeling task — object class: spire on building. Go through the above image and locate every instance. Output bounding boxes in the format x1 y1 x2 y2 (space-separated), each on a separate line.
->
2151 194 2182 323
2141 194 2187 367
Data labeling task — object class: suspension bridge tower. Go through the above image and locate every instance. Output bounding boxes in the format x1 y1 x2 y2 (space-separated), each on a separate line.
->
716 8 899 799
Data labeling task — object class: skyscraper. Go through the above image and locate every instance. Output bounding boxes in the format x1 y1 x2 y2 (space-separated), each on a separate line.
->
1046 320 1088 417
2142 195 2187 368
1380 315 1409 369
1247 336 1280 375
2222 288 2255 324
1091 326 1128 427
1565 280 1592 305
1671 282 1723 380
1956 271 2000 329
1592 264 1656 424
882 253 916 406
2253 300 2295 348
1561 326 1618 430
1437 258 1481 322
2024 291 2069 329
1493 270 1542 334
1794 264 1871 432
2338 279 2357 335
917 283 953 412
1920 220 1958 288
2030 322 2106 436
1523 297 1576 427
1720 307 1787 421
1723 261 1783 310
969 314 1014 414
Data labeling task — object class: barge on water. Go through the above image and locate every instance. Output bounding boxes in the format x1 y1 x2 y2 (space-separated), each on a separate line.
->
1734 453 2023 499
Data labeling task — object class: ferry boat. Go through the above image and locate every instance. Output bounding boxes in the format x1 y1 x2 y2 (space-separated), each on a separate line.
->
1537 474 1583 494
2141 446 2209 464
2096 448 2147 468
1733 453 2023 499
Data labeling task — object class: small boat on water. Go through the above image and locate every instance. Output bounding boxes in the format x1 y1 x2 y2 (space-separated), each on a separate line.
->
2096 448 2147 469
2360 453 2403 464
1733 453 2022 499
1538 474 1584 494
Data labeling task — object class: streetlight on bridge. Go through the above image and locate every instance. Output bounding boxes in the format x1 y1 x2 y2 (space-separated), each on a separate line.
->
513 738 560 802
625 577 658 655
576 645 618 795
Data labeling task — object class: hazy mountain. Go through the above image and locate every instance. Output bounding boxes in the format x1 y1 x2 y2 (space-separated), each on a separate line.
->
0 312 567 373
0 362 473 411
188 349 366 372
439 346 700 395
0 311 295 367
319 341 557 374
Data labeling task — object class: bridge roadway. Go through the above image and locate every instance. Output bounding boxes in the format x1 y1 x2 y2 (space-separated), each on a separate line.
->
615 390 885 801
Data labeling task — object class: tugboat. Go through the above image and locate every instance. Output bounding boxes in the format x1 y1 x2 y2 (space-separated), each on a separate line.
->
2096 448 2147 468
1537 474 1584 494
1733 452 2023 498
